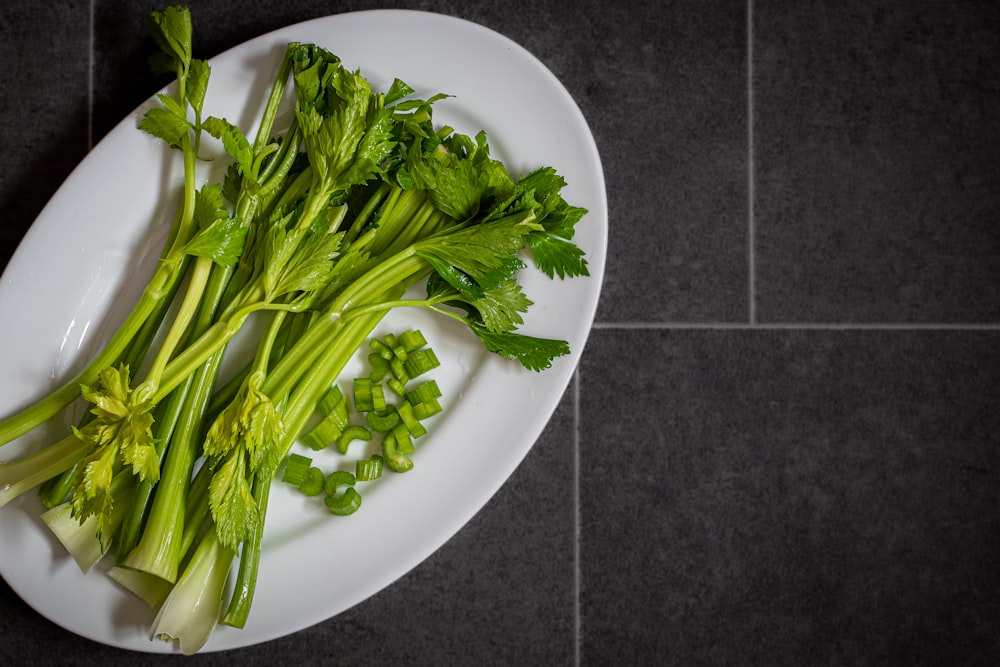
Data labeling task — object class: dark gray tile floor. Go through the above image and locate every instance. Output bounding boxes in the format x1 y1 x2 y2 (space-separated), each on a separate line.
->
754 1 1000 324
2 1 998 665
580 328 1000 665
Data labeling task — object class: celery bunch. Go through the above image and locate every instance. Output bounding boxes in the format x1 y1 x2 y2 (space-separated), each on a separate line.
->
0 5 588 654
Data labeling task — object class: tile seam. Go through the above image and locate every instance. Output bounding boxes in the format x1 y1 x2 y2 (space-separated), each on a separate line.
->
747 0 757 326
590 321 1000 331
87 0 95 151
572 368 582 666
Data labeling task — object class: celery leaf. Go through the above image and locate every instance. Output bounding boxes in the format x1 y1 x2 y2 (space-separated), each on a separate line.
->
411 156 489 221
209 448 259 550
469 325 570 372
145 6 192 74
139 106 192 148
70 365 159 538
415 211 538 282
385 78 414 105
465 279 533 333
184 184 246 266
526 231 589 279
202 116 254 180
186 59 211 117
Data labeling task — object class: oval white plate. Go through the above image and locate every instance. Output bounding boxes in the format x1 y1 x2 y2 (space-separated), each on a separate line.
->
0 10 606 653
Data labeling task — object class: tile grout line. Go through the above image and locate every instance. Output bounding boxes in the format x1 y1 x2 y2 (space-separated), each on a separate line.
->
591 321 1000 331
572 368 582 666
747 0 757 326
87 0 95 151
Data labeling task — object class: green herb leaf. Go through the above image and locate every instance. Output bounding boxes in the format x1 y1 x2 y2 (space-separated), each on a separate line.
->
117 408 159 482
526 230 589 279
291 44 341 112
184 215 246 267
423 255 486 301
203 373 284 472
186 59 211 117
70 365 159 538
138 105 192 148
468 325 570 372
256 219 343 304
76 367 159 479
340 107 396 189
70 440 118 544
184 184 246 266
411 156 488 221
384 78 415 105
414 211 539 282
294 59 396 192
467 279 533 333
146 5 192 72
208 448 258 550
242 381 284 476
202 116 254 180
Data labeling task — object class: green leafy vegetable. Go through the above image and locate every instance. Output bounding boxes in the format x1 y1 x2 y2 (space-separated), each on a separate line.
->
0 4 590 654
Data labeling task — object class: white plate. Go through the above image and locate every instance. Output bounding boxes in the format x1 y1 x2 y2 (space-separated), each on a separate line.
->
0 10 606 653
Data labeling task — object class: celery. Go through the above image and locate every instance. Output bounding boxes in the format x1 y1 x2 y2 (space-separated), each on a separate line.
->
0 4 591 653
280 453 312 486
355 455 384 482
336 425 372 455
149 527 234 655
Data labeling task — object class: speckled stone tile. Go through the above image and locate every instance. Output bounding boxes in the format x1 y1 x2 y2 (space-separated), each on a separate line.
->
578 0 749 324
0 1 90 272
579 328 1000 665
754 1 1000 323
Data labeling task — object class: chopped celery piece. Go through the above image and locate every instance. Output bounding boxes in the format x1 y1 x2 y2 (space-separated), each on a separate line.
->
387 377 407 397
302 383 351 450
300 467 325 496
281 453 312 486
336 424 372 455
353 377 385 413
356 455 383 481
316 385 345 417
301 418 342 451
331 398 350 425
365 407 400 432
369 337 394 361
323 470 355 496
412 397 442 420
391 422 413 455
367 353 390 382
405 380 442 406
389 356 409 384
324 487 361 515
381 431 413 473
397 329 426 352
403 348 440 378
353 377 374 412
322 470 360 516
371 383 386 412
396 401 427 438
